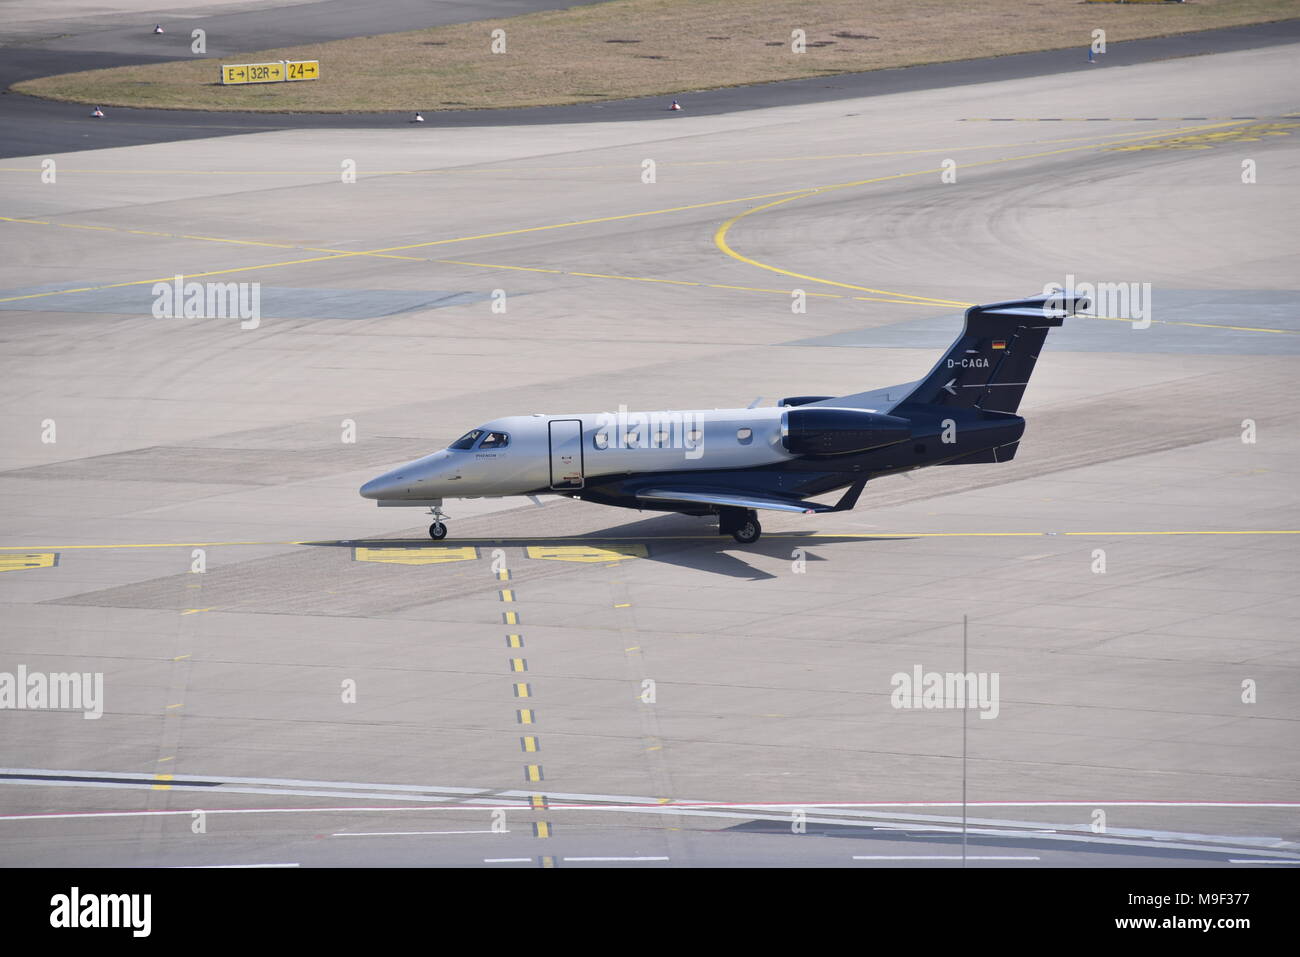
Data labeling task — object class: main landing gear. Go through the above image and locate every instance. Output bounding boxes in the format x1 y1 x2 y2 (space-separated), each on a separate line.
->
719 506 762 544
427 504 450 540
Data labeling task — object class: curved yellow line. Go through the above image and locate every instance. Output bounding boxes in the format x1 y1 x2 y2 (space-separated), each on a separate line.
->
713 119 1252 310
714 187 971 307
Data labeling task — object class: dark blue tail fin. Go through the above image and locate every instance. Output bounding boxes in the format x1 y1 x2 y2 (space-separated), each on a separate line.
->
895 294 1089 414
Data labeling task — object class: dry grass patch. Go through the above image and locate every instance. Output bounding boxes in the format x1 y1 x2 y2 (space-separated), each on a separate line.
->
15 0 1299 113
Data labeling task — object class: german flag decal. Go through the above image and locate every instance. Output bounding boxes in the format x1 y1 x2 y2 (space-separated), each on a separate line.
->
991 340 1007 350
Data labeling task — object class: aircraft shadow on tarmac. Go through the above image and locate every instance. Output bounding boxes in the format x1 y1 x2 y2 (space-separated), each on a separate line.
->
305 512 913 582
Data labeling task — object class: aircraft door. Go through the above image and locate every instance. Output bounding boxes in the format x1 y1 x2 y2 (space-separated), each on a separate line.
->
548 419 584 490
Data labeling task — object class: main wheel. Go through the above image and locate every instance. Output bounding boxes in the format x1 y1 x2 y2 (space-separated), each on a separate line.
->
731 516 761 544
429 521 448 540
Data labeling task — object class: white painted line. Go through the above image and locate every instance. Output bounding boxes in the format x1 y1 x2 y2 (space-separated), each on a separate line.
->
2 770 1295 861
1228 859 1300 864
484 858 533 863
853 855 1040 861
6 770 1300 810
563 856 669 862
178 863 300 868
0 805 1291 859
870 825 1058 835
333 830 503 837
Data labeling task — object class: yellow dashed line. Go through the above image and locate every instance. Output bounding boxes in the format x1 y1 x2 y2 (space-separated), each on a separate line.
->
533 822 552 839
503 610 519 625
506 634 524 648
517 709 535 724
514 683 531 698
151 774 174 790
521 736 539 753
525 764 543 783
500 589 514 602
510 658 527 673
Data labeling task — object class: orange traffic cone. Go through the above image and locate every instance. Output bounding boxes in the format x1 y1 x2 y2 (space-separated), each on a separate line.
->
412 112 425 123
153 24 164 34
668 99 682 111
91 106 104 118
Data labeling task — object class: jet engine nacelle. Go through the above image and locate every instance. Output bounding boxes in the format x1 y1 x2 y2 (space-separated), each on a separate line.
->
781 407 912 456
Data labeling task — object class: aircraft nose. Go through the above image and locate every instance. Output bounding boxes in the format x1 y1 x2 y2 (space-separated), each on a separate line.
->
359 471 404 499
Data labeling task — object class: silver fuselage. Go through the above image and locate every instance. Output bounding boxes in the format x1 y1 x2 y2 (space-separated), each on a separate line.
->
360 408 804 504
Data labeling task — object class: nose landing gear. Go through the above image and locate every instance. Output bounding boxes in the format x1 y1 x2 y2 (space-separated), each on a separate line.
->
427 504 450 540
718 506 762 544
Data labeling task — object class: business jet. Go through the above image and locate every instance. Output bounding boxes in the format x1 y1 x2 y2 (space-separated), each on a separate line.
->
360 294 1087 544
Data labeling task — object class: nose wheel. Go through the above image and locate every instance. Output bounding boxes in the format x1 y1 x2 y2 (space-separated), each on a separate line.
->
426 504 450 540
719 507 762 544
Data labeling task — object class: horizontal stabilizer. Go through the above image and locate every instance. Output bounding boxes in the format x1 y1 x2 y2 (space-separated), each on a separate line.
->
636 487 829 514
938 440 1020 465
977 294 1091 325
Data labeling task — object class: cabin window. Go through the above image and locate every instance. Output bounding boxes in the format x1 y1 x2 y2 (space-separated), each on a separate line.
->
478 431 509 450
736 427 753 444
448 429 483 450
593 432 609 450
625 429 640 446
653 430 670 447
687 429 702 443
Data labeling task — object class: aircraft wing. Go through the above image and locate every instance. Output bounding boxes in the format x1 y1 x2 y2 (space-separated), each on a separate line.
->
635 487 831 514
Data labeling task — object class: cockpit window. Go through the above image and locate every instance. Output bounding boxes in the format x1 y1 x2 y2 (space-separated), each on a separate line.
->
479 431 509 449
448 429 483 450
